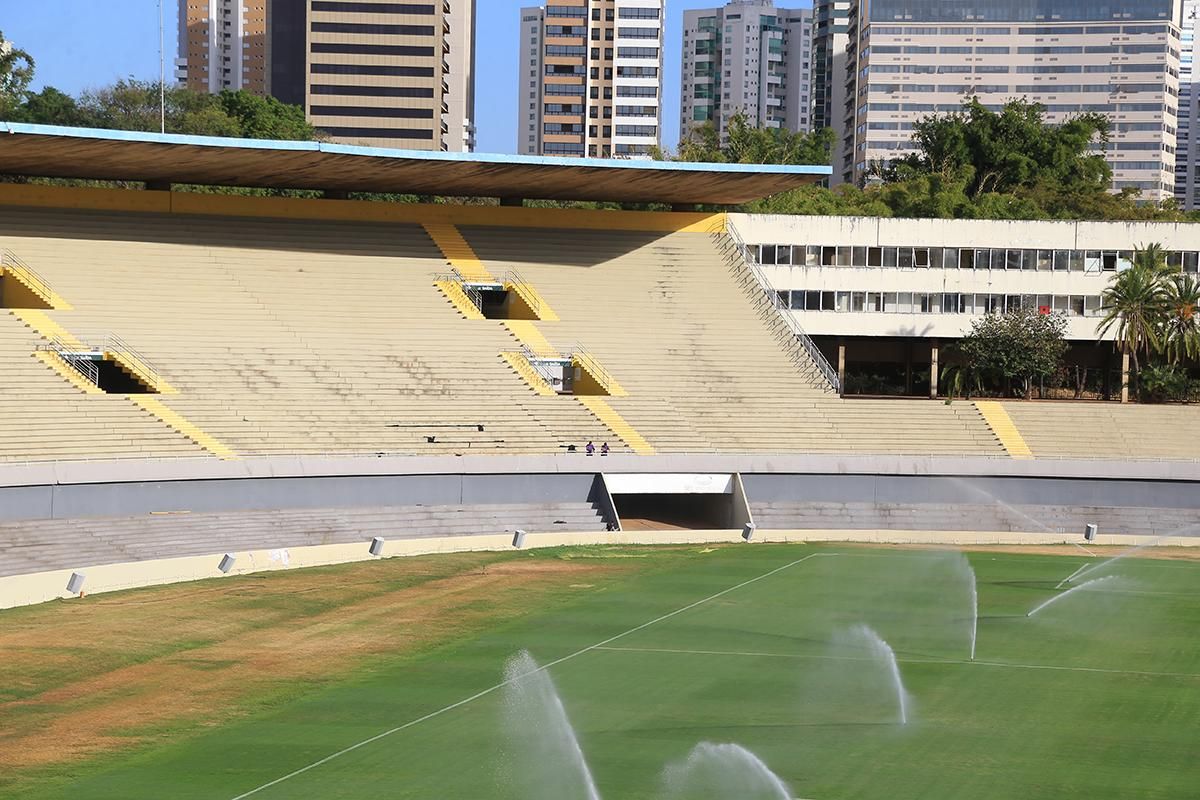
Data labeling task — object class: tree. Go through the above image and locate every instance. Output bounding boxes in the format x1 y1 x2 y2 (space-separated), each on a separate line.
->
217 90 317 141
1097 245 1171 374
1162 273 1200 365
956 307 1069 399
0 30 35 115
10 86 82 126
669 111 834 166
887 98 1111 201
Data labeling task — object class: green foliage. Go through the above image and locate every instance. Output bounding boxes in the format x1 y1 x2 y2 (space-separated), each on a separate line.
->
956 307 1069 398
1136 363 1198 403
1098 246 1171 373
887 98 1112 199
1099 243 1200 395
3 77 318 142
668 111 835 166
0 30 35 115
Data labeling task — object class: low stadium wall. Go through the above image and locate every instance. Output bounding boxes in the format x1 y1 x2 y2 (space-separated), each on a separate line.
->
3 453 1200 609
3 527 1197 610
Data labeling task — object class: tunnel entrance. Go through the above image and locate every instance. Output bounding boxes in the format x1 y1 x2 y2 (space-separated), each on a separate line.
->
605 474 751 531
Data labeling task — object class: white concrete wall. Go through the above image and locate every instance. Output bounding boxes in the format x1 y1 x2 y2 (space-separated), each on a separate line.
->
4 527 1194 610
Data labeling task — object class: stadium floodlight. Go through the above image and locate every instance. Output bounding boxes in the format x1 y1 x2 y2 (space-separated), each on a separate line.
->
742 522 756 542
512 530 527 549
369 537 385 557
218 554 237 574
66 572 86 595
1084 523 1098 542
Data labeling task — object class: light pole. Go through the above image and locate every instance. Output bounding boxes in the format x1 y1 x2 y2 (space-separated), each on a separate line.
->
159 0 166 133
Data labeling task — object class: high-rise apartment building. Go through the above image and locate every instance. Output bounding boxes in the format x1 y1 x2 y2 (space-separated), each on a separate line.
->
1177 0 1199 207
176 0 269 95
680 1 813 142
842 0 1182 199
810 0 850 183
181 0 476 152
518 0 665 158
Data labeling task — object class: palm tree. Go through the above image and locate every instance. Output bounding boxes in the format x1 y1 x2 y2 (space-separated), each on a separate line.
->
1131 242 1178 278
1163 273 1200 365
1098 257 1168 374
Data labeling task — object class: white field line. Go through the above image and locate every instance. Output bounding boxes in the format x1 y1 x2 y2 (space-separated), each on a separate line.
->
229 552 827 800
594 645 1200 680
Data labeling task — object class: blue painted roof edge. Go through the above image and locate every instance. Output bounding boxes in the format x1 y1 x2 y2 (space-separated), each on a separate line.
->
0 122 832 177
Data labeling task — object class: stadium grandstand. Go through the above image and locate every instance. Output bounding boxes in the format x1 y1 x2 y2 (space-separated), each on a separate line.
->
0 123 1198 608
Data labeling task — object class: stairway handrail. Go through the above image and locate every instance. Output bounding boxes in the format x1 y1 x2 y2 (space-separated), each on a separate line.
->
715 218 841 393
104 334 165 392
502 268 543 318
1 249 56 305
571 344 619 394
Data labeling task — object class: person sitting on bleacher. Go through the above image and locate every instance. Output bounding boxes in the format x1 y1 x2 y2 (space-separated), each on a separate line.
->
585 441 595 456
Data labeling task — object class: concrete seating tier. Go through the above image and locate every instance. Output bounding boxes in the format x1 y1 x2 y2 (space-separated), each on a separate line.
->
462 226 1005 456
0 208 617 459
751 501 1200 537
0 502 608 577
1002 403 1200 460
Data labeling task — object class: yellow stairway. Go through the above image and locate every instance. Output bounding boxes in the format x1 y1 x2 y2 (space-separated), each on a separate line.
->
974 401 1033 459
422 223 493 281
577 396 655 455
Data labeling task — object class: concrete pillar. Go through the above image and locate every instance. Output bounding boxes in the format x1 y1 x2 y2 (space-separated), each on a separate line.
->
904 342 913 396
930 340 939 399
1120 351 1131 403
144 180 171 192
837 340 846 397
500 197 525 207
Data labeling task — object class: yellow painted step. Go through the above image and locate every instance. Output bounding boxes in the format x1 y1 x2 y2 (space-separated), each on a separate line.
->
505 280 560 322
974 401 1033 459
33 351 103 395
577 396 655 455
130 396 238 459
499 351 556 396
3 264 73 309
422 223 493 281
504 320 558 357
11 309 84 347
434 280 486 320
573 351 628 397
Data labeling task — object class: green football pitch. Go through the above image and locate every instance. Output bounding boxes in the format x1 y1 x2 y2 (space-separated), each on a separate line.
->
23 544 1200 800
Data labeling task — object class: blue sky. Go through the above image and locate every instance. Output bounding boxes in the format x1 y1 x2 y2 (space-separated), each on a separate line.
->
1 0 808 153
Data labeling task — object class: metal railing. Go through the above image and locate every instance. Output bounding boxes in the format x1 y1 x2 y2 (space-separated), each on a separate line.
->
520 344 564 388
37 337 100 387
435 267 484 312
35 334 166 392
106 334 166 392
712 219 841 394
1 249 56 305
503 268 543 318
571 344 620 394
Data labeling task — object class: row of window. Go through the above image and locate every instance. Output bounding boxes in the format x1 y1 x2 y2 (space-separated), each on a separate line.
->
869 44 1166 54
756 244 1200 273
782 290 1105 317
869 64 1170 75
865 101 1173 115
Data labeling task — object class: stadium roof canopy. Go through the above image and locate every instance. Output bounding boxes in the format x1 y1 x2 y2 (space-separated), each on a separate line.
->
0 123 830 205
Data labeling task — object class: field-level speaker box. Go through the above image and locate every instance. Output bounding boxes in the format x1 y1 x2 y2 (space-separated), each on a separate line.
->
369 537 385 557
66 572 86 594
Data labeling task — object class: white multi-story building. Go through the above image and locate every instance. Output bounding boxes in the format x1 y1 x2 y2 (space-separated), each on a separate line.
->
680 1 814 141
811 0 851 183
734 214 1200 396
842 0 1183 199
519 0 665 158
176 0 268 95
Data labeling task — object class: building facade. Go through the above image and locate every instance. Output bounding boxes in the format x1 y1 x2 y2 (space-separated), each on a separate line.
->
734 213 1200 396
518 0 665 158
182 0 475 152
811 0 851 183
1177 0 1199 207
176 0 269 95
680 1 813 143
842 0 1183 198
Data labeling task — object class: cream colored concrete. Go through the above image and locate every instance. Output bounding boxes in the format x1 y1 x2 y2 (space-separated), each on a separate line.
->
3 527 1193 611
